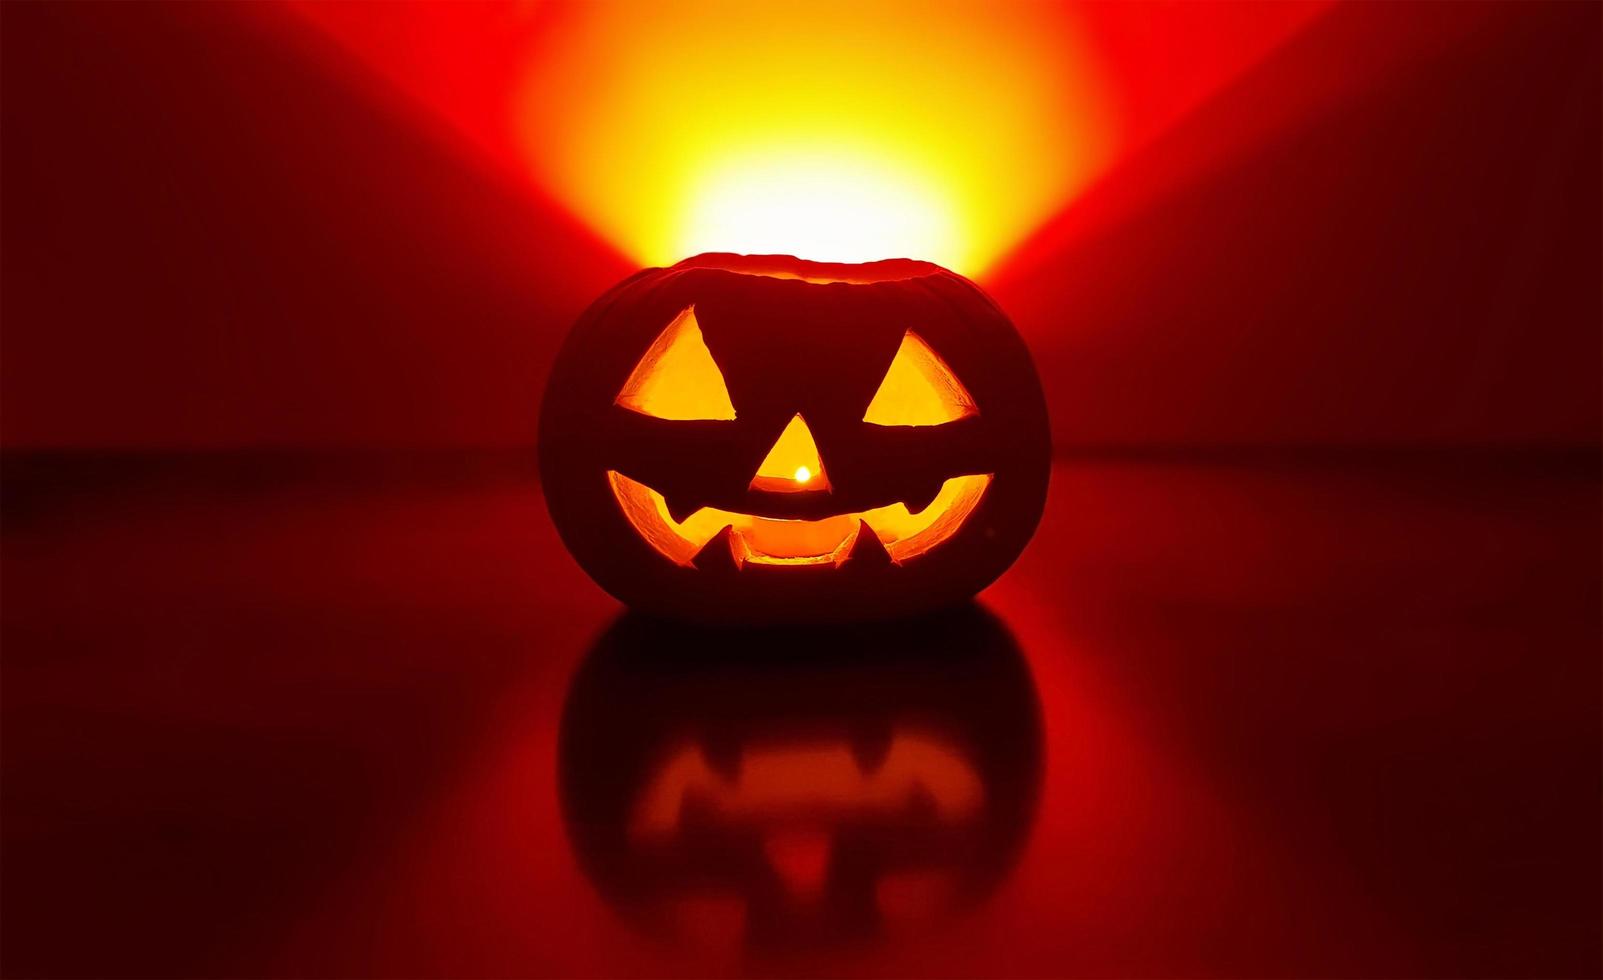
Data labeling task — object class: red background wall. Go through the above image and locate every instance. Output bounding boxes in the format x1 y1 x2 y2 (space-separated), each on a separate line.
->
3 1 1597 450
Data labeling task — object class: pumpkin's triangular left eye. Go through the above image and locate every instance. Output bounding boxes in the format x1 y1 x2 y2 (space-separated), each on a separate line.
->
615 306 737 420
863 331 976 426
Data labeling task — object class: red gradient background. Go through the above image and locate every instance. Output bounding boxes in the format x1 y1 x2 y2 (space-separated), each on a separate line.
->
5 1 1596 451
2 3 1599 977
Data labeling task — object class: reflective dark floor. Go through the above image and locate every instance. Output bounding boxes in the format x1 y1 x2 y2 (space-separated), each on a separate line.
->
2 451 1598 978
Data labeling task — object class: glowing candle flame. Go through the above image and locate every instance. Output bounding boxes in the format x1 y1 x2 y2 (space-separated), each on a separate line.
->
794 466 812 484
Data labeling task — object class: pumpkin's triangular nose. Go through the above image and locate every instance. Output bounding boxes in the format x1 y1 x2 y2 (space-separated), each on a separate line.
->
749 414 830 493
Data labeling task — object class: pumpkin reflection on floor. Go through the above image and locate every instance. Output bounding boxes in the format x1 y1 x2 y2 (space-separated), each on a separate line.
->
557 604 1043 953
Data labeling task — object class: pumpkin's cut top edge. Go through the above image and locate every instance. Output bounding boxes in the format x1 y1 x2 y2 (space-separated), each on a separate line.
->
668 252 952 286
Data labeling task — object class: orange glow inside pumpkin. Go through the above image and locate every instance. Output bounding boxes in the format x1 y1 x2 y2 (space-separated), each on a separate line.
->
610 309 991 567
749 414 830 493
607 471 992 566
863 331 977 426
614 307 737 421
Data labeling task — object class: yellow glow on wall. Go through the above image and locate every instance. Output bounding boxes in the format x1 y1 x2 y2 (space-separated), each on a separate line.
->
517 1 1110 275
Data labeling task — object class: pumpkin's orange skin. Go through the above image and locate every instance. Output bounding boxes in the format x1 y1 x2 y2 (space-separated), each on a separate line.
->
539 254 1050 623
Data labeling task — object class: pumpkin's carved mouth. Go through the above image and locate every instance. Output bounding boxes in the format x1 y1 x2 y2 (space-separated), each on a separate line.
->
608 471 992 568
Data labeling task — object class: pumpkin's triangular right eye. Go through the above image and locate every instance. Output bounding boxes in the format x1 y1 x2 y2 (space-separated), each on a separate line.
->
863 331 976 426
615 306 737 420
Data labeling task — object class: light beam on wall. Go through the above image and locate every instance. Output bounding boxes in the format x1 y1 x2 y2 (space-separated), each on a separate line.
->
515 1 1111 275
286 1 1332 281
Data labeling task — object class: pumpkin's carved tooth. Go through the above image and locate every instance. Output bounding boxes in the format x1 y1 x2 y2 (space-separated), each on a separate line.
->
664 494 703 525
691 526 741 573
901 480 945 516
845 526 895 567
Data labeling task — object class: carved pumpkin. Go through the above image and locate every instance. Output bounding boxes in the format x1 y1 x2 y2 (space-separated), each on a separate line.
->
539 253 1050 622
558 606 1043 951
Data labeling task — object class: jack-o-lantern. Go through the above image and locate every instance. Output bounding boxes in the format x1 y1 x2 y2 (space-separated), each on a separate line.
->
540 253 1050 622
558 606 1043 953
